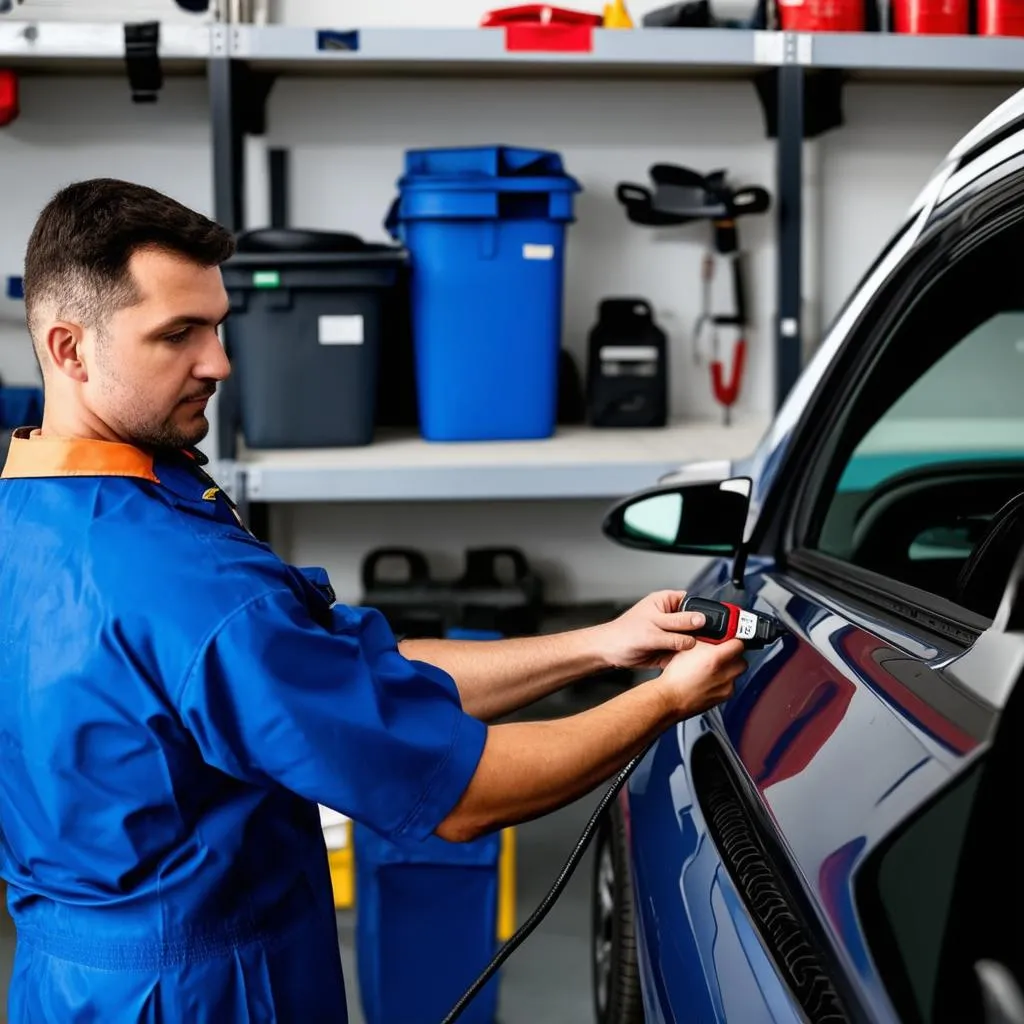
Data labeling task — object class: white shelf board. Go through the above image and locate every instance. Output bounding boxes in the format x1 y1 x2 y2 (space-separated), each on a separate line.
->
0 20 211 70
809 30 1024 80
230 25 767 77
231 418 768 503
230 24 1024 82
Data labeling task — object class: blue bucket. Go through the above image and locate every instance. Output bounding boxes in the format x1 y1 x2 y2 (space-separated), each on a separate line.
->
386 146 581 442
354 824 503 1024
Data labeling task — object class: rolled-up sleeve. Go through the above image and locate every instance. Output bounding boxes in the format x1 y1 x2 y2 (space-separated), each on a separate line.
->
174 589 487 842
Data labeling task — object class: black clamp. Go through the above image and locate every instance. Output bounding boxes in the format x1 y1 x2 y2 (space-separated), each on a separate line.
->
124 21 162 104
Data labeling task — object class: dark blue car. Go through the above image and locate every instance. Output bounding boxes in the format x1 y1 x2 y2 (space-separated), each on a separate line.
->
592 87 1024 1024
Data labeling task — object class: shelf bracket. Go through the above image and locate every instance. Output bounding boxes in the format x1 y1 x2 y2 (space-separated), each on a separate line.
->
124 21 163 104
752 32 844 141
235 61 277 138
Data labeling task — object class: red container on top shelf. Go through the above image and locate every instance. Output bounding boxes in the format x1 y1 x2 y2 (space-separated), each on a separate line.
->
777 0 863 33
892 0 968 34
978 0 1024 35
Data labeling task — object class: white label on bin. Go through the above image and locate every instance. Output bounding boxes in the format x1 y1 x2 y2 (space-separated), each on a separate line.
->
600 346 660 362
523 243 554 261
319 315 364 346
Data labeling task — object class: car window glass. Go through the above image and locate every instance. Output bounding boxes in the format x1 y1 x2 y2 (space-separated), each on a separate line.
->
808 225 1024 617
856 762 982 1024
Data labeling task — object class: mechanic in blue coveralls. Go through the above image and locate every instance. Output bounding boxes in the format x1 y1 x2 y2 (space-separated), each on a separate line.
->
0 179 746 1022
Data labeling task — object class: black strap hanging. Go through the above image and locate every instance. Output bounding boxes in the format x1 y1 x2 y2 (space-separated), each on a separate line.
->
124 22 163 104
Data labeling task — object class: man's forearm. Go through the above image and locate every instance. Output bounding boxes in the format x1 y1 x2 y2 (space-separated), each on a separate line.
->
435 680 674 842
400 629 613 721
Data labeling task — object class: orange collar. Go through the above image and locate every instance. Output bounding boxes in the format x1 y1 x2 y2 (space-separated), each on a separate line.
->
1 428 159 483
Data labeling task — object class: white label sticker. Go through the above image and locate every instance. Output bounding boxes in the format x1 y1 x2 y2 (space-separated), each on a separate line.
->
523 243 554 261
319 315 364 345
736 610 758 641
600 346 660 362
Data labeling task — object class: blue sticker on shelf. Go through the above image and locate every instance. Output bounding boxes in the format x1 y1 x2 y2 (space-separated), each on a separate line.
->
317 29 360 52
6 276 23 300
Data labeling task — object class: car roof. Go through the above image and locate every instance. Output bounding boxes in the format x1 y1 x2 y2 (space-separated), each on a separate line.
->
910 85 1024 221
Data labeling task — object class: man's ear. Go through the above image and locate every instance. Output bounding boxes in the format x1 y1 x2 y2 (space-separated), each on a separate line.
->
45 321 88 383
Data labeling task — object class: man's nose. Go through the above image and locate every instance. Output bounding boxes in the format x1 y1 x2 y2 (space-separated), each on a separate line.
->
197 328 232 382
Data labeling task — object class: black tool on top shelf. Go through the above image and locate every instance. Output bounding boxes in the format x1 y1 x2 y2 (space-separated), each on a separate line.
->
616 165 770 425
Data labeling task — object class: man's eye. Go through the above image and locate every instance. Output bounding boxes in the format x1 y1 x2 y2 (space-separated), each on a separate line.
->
165 328 191 344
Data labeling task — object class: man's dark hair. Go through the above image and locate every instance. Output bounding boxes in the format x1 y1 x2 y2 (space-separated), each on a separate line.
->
23 178 236 364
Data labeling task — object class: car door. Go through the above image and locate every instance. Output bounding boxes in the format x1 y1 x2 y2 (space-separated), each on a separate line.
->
625 165 1024 1024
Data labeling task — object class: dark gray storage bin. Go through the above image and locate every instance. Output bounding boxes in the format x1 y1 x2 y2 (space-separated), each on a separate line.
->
223 229 408 449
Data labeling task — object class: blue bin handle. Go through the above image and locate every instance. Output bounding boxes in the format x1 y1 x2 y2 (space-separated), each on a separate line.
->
384 195 401 241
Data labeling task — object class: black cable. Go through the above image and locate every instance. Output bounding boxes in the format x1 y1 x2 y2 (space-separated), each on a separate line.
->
440 747 650 1024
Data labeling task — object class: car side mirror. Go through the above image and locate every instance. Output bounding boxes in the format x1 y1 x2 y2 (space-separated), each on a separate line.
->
602 477 752 556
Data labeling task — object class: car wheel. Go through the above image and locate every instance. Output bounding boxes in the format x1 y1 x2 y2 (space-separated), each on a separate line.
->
591 801 644 1024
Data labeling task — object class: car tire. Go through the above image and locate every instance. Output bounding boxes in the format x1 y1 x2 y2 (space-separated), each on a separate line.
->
591 801 644 1024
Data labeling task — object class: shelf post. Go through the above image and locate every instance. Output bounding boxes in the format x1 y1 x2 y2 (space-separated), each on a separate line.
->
775 60 804 411
209 33 243 464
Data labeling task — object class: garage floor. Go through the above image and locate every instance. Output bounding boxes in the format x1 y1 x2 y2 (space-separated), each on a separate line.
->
0 678 619 1024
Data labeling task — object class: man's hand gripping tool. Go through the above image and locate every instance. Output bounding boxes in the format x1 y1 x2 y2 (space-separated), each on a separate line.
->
681 595 785 650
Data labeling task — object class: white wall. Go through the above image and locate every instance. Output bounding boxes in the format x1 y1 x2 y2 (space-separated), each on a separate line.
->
0 29 1015 605
0 76 213 383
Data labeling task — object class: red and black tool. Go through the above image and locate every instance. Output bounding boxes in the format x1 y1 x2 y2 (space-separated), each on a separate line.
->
681 595 785 649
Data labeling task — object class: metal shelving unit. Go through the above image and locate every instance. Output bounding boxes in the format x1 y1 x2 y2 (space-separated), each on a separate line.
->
227 24 764 74
1 20 1019 508
233 419 769 504
224 25 1024 79
810 30 1024 78
201 23 1024 514
0 19 210 71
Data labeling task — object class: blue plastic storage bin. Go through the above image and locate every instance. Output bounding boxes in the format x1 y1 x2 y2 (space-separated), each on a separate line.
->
354 824 503 1024
386 145 581 442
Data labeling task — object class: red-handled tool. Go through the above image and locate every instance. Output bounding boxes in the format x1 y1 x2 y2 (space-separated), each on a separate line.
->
711 337 746 426
681 595 785 649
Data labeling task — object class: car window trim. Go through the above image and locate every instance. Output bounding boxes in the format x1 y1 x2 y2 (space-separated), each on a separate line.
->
787 548 990 648
853 756 987 1024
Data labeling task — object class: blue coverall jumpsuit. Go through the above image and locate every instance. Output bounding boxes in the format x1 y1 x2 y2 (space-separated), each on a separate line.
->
0 428 488 1021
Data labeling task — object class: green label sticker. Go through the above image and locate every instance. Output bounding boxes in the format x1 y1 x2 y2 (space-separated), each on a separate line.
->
253 270 281 288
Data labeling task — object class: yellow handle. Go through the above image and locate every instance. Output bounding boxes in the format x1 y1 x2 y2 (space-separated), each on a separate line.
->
497 827 517 942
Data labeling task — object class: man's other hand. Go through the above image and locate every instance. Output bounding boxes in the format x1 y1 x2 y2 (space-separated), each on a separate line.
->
594 590 710 670
656 637 746 718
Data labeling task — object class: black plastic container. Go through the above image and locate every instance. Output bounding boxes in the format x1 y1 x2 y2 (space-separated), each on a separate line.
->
222 228 408 449
587 298 668 428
